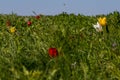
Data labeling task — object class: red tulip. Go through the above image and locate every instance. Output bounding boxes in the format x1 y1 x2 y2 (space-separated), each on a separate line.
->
27 21 32 26
48 48 58 58
35 15 40 19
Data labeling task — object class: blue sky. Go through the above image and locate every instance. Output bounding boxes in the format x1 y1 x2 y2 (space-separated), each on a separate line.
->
0 0 120 16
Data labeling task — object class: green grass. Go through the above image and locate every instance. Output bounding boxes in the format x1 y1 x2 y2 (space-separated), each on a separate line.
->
0 11 120 80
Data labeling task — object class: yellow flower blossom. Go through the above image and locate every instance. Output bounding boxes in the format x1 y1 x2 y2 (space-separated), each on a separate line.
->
98 17 107 26
10 27 16 33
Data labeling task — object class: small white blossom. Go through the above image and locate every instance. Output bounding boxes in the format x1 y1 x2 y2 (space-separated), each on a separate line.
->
93 22 103 32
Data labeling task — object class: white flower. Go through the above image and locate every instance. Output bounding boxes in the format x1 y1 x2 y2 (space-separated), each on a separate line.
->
93 22 103 32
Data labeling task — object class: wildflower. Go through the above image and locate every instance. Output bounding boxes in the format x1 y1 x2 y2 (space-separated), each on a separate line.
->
93 22 103 32
27 21 32 26
71 62 77 69
48 48 58 58
98 17 107 26
9 27 16 33
6 20 11 26
112 42 117 51
35 15 40 19
112 42 117 48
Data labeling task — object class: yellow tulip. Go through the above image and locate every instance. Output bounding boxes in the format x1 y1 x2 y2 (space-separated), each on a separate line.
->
98 17 107 26
10 27 16 33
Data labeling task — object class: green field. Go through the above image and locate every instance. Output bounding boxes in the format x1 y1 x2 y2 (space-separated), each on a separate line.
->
0 11 120 80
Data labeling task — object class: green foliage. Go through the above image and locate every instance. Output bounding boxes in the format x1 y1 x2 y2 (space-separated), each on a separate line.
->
0 11 120 80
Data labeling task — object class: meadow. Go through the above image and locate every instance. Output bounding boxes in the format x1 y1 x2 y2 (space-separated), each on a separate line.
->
0 11 120 80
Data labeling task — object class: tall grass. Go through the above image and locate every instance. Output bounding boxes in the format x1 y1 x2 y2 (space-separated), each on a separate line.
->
0 11 120 80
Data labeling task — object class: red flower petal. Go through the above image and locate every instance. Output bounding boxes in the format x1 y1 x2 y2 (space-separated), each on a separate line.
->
35 15 40 19
27 21 32 26
48 48 58 58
